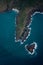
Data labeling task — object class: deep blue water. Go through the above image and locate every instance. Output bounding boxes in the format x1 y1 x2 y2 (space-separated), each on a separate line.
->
0 11 43 65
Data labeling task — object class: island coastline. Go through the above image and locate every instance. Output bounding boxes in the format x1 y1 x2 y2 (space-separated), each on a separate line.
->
0 0 43 44
15 6 43 44
25 42 37 55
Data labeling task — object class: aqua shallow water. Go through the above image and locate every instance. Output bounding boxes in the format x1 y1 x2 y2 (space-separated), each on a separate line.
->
0 11 43 65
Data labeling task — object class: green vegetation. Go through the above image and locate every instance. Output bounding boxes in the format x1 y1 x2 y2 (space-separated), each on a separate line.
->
0 0 43 9
15 0 43 40
0 0 43 40
16 9 27 39
19 10 26 27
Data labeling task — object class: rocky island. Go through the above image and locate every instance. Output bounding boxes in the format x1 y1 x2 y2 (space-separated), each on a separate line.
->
0 0 43 44
25 42 37 55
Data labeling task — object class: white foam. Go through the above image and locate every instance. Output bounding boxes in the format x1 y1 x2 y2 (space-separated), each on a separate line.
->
34 42 37 49
20 41 23 44
30 42 37 49
28 49 35 55
40 12 43 14
31 11 43 17
12 8 19 13
26 31 30 39
15 39 20 42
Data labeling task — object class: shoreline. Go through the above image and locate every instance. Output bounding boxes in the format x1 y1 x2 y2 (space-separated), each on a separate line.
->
0 1 43 44
25 42 37 55
15 8 43 44
12 8 19 13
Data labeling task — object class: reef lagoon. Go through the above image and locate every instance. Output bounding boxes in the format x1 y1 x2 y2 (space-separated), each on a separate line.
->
0 10 43 65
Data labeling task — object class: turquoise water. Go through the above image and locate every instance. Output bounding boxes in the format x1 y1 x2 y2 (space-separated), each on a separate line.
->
0 11 43 65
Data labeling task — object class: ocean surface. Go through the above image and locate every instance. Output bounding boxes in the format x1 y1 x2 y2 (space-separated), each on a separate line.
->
0 11 43 65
